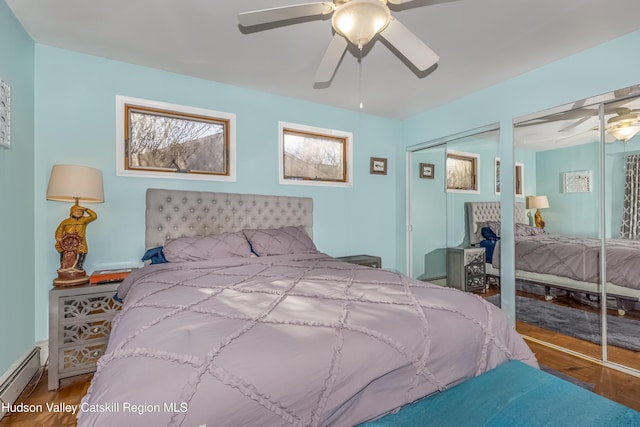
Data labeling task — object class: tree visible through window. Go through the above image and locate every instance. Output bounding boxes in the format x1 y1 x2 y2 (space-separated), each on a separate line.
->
280 123 352 186
446 151 479 192
125 104 230 176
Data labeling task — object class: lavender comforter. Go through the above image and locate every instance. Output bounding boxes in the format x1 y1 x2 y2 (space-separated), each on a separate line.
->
78 253 536 426
494 235 640 290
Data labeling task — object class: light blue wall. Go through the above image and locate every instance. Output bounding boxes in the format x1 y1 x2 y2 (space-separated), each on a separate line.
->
0 1 35 374
399 29 640 324
536 142 601 237
32 45 402 340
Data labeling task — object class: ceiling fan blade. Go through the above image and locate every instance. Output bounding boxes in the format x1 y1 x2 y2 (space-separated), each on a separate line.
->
558 116 591 133
238 2 334 27
314 33 348 84
379 17 438 71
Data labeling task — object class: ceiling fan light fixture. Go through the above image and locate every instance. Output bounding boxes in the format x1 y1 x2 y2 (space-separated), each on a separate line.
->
332 0 391 49
606 110 640 142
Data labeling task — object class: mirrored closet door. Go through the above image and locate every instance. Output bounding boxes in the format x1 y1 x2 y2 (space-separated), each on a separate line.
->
408 126 500 296
513 85 640 373
602 92 640 372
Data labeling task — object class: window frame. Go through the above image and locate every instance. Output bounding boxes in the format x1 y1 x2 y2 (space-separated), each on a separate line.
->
515 162 525 197
278 121 353 187
116 95 236 181
446 149 480 193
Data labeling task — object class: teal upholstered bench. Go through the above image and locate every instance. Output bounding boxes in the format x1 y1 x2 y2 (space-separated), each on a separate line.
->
360 360 640 426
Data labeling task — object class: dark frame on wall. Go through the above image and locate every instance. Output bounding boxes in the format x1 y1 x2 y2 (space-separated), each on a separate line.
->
370 157 388 175
419 163 434 179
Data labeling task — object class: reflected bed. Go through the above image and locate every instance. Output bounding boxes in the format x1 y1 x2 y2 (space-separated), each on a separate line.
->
466 201 640 315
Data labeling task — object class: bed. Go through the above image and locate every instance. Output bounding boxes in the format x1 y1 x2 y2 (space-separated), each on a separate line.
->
466 201 640 315
77 189 536 426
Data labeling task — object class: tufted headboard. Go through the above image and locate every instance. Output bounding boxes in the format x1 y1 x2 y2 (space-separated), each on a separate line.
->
466 201 526 245
145 188 313 249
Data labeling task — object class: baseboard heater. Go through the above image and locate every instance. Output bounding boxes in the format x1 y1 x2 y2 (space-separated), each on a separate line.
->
0 347 42 420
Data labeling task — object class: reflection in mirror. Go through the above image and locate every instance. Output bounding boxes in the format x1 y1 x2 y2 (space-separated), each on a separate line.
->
513 87 640 374
513 103 604 362
408 128 499 298
603 94 640 373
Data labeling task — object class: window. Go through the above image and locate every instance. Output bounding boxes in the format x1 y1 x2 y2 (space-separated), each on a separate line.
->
495 158 525 196
279 122 352 187
446 150 479 193
116 96 236 181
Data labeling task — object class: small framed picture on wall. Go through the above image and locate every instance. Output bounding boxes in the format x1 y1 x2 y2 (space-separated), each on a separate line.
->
419 163 434 179
370 157 387 175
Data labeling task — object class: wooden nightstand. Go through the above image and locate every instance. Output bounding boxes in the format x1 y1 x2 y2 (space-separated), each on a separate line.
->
337 254 382 268
48 283 122 390
446 246 486 293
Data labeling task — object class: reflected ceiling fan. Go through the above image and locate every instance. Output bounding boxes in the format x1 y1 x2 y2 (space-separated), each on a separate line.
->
517 106 640 145
238 0 439 85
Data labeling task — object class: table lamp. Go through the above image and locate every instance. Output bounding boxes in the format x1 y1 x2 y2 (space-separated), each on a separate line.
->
526 195 549 229
46 164 104 287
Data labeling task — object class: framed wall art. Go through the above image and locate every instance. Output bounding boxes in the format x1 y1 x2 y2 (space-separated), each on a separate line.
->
370 157 387 175
419 163 434 179
0 79 10 149
563 170 592 193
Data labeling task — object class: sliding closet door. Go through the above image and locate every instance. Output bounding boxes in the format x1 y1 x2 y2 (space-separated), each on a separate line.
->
603 95 640 372
513 104 603 361
409 144 447 282
407 126 500 287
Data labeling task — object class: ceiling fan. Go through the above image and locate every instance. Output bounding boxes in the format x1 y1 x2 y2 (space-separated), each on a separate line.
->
238 0 439 85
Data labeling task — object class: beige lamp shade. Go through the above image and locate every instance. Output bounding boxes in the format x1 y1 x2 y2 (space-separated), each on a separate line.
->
526 195 549 210
46 164 104 203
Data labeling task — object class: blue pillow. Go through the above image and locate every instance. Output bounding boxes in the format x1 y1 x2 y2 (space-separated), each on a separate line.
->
141 246 168 264
481 226 499 241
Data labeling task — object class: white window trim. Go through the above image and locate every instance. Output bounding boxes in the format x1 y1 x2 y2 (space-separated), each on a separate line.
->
445 149 480 194
115 95 236 182
278 121 353 188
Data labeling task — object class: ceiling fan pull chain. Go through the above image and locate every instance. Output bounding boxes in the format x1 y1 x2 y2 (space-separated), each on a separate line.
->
358 48 363 109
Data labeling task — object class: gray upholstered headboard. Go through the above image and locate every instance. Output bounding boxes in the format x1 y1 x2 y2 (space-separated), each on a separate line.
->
145 188 313 249
466 201 526 245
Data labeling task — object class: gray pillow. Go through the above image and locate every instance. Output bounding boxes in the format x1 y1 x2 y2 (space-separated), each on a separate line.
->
163 231 252 262
243 226 317 256
515 222 547 236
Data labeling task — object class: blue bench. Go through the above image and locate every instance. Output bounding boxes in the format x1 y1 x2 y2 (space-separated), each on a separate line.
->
361 360 640 426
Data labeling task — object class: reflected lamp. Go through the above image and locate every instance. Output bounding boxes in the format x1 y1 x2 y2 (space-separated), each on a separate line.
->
526 195 549 229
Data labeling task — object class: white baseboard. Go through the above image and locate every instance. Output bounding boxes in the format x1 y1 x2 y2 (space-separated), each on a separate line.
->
0 345 45 420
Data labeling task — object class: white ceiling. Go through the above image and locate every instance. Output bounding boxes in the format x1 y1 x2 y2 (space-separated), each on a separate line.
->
6 0 640 119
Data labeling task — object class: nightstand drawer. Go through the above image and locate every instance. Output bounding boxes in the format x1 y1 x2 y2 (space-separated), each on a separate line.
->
61 318 115 345
466 251 484 265
60 291 121 319
466 263 484 276
60 342 108 373
467 275 485 292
